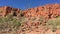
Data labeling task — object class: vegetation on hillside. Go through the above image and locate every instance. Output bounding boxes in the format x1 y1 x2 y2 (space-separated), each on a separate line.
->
0 11 60 34
46 17 60 32
0 13 26 33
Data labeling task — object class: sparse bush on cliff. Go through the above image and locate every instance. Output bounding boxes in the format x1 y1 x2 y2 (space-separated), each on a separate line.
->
46 17 60 32
39 17 44 22
0 10 3 13
0 13 26 33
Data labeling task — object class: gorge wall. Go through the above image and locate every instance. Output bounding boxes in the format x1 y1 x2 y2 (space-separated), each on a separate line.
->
0 4 60 34
23 4 60 19
0 6 20 17
0 4 60 19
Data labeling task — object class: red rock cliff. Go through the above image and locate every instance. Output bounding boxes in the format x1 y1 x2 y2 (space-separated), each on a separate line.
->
0 6 20 17
23 4 60 19
0 4 60 18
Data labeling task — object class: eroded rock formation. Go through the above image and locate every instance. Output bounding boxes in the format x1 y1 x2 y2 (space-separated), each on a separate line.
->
23 4 60 19
0 4 60 34
0 6 20 17
0 4 60 18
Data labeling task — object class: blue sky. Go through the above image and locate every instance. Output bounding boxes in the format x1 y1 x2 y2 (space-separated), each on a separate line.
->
0 0 60 10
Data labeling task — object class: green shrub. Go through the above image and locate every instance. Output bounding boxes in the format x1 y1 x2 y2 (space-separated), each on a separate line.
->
46 17 60 32
0 13 26 32
39 17 44 22
0 10 3 13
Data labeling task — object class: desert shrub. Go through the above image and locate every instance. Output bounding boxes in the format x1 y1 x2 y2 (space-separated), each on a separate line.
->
0 10 3 13
46 17 60 32
39 17 44 22
30 17 44 22
30 17 37 21
38 16 47 26
0 13 26 32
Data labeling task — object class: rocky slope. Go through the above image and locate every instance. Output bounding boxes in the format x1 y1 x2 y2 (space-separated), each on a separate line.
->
19 4 60 34
0 4 60 34
0 4 60 18
23 4 60 19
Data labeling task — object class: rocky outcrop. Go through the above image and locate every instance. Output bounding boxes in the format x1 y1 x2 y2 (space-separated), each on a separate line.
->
0 4 60 34
17 4 60 34
0 6 20 17
0 4 60 18
23 4 60 19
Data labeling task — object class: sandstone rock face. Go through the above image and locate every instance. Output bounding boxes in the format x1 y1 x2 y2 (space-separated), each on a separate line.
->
0 4 60 34
23 4 60 19
0 4 60 18
0 6 20 17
